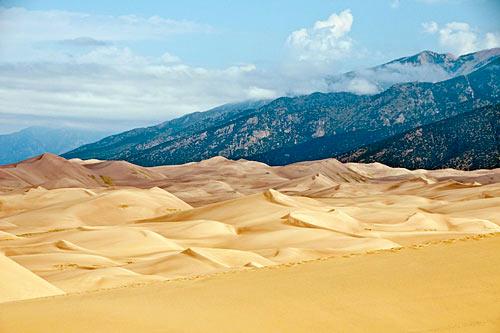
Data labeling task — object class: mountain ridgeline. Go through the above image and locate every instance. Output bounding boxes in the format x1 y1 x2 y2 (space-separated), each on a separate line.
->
326 48 500 94
63 99 269 162
63 49 500 170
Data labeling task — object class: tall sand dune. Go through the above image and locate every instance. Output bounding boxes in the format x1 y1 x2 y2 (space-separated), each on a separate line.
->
0 154 102 189
0 153 498 330
1 177 499 294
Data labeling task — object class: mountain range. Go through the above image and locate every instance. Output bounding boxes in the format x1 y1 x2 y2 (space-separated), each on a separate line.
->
327 48 500 94
339 105 499 170
63 48 500 170
63 99 269 163
0 127 108 165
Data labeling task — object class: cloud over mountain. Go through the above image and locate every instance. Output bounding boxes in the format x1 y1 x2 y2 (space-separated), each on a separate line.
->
422 20 499 55
0 5 498 133
286 10 354 66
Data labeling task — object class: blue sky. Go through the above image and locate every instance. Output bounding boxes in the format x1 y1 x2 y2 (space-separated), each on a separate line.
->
0 0 499 133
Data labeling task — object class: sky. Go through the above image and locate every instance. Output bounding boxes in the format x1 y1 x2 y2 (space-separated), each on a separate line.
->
0 0 499 134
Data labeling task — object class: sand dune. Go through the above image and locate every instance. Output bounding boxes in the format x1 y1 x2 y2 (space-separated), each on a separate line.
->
276 158 367 183
1 187 191 233
0 154 499 331
274 173 339 196
284 209 366 235
0 254 64 303
2 178 498 294
2 153 498 206
0 154 103 189
82 160 167 185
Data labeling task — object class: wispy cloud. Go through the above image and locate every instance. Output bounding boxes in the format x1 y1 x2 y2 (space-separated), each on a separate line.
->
57 37 111 47
0 7 354 132
327 60 453 95
0 7 212 43
0 6 213 64
0 7 275 131
422 20 499 55
1 5 496 133
0 48 281 125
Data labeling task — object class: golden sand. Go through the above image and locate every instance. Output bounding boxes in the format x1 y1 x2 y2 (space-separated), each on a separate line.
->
1 234 499 332
0 155 499 331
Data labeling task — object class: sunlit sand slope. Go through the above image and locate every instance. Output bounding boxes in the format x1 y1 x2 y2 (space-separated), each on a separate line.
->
1 234 498 333
0 254 63 303
1 154 499 302
1 181 499 294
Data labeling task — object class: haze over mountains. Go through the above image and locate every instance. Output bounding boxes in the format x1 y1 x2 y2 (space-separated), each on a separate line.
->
0 127 108 165
63 48 500 170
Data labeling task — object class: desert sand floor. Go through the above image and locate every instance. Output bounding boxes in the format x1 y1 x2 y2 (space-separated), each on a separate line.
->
1 233 499 333
0 154 499 331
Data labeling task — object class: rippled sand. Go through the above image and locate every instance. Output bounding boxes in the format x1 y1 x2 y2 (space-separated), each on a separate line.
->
0 154 499 331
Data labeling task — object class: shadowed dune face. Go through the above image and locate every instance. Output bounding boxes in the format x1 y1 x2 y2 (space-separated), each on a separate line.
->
0 154 499 302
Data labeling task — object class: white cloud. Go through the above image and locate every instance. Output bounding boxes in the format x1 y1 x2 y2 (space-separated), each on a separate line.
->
286 10 354 65
485 32 500 49
422 20 499 55
0 6 213 64
0 7 211 44
5 6 496 134
0 46 287 132
0 7 360 132
438 22 478 55
327 61 452 95
246 86 278 99
345 78 380 95
0 7 282 132
161 52 181 64
76 46 149 66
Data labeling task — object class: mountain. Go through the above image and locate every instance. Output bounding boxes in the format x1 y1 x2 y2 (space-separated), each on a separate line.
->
63 50 500 169
247 57 499 166
0 127 108 165
338 105 499 170
63 99 269 161
326 48 500 94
